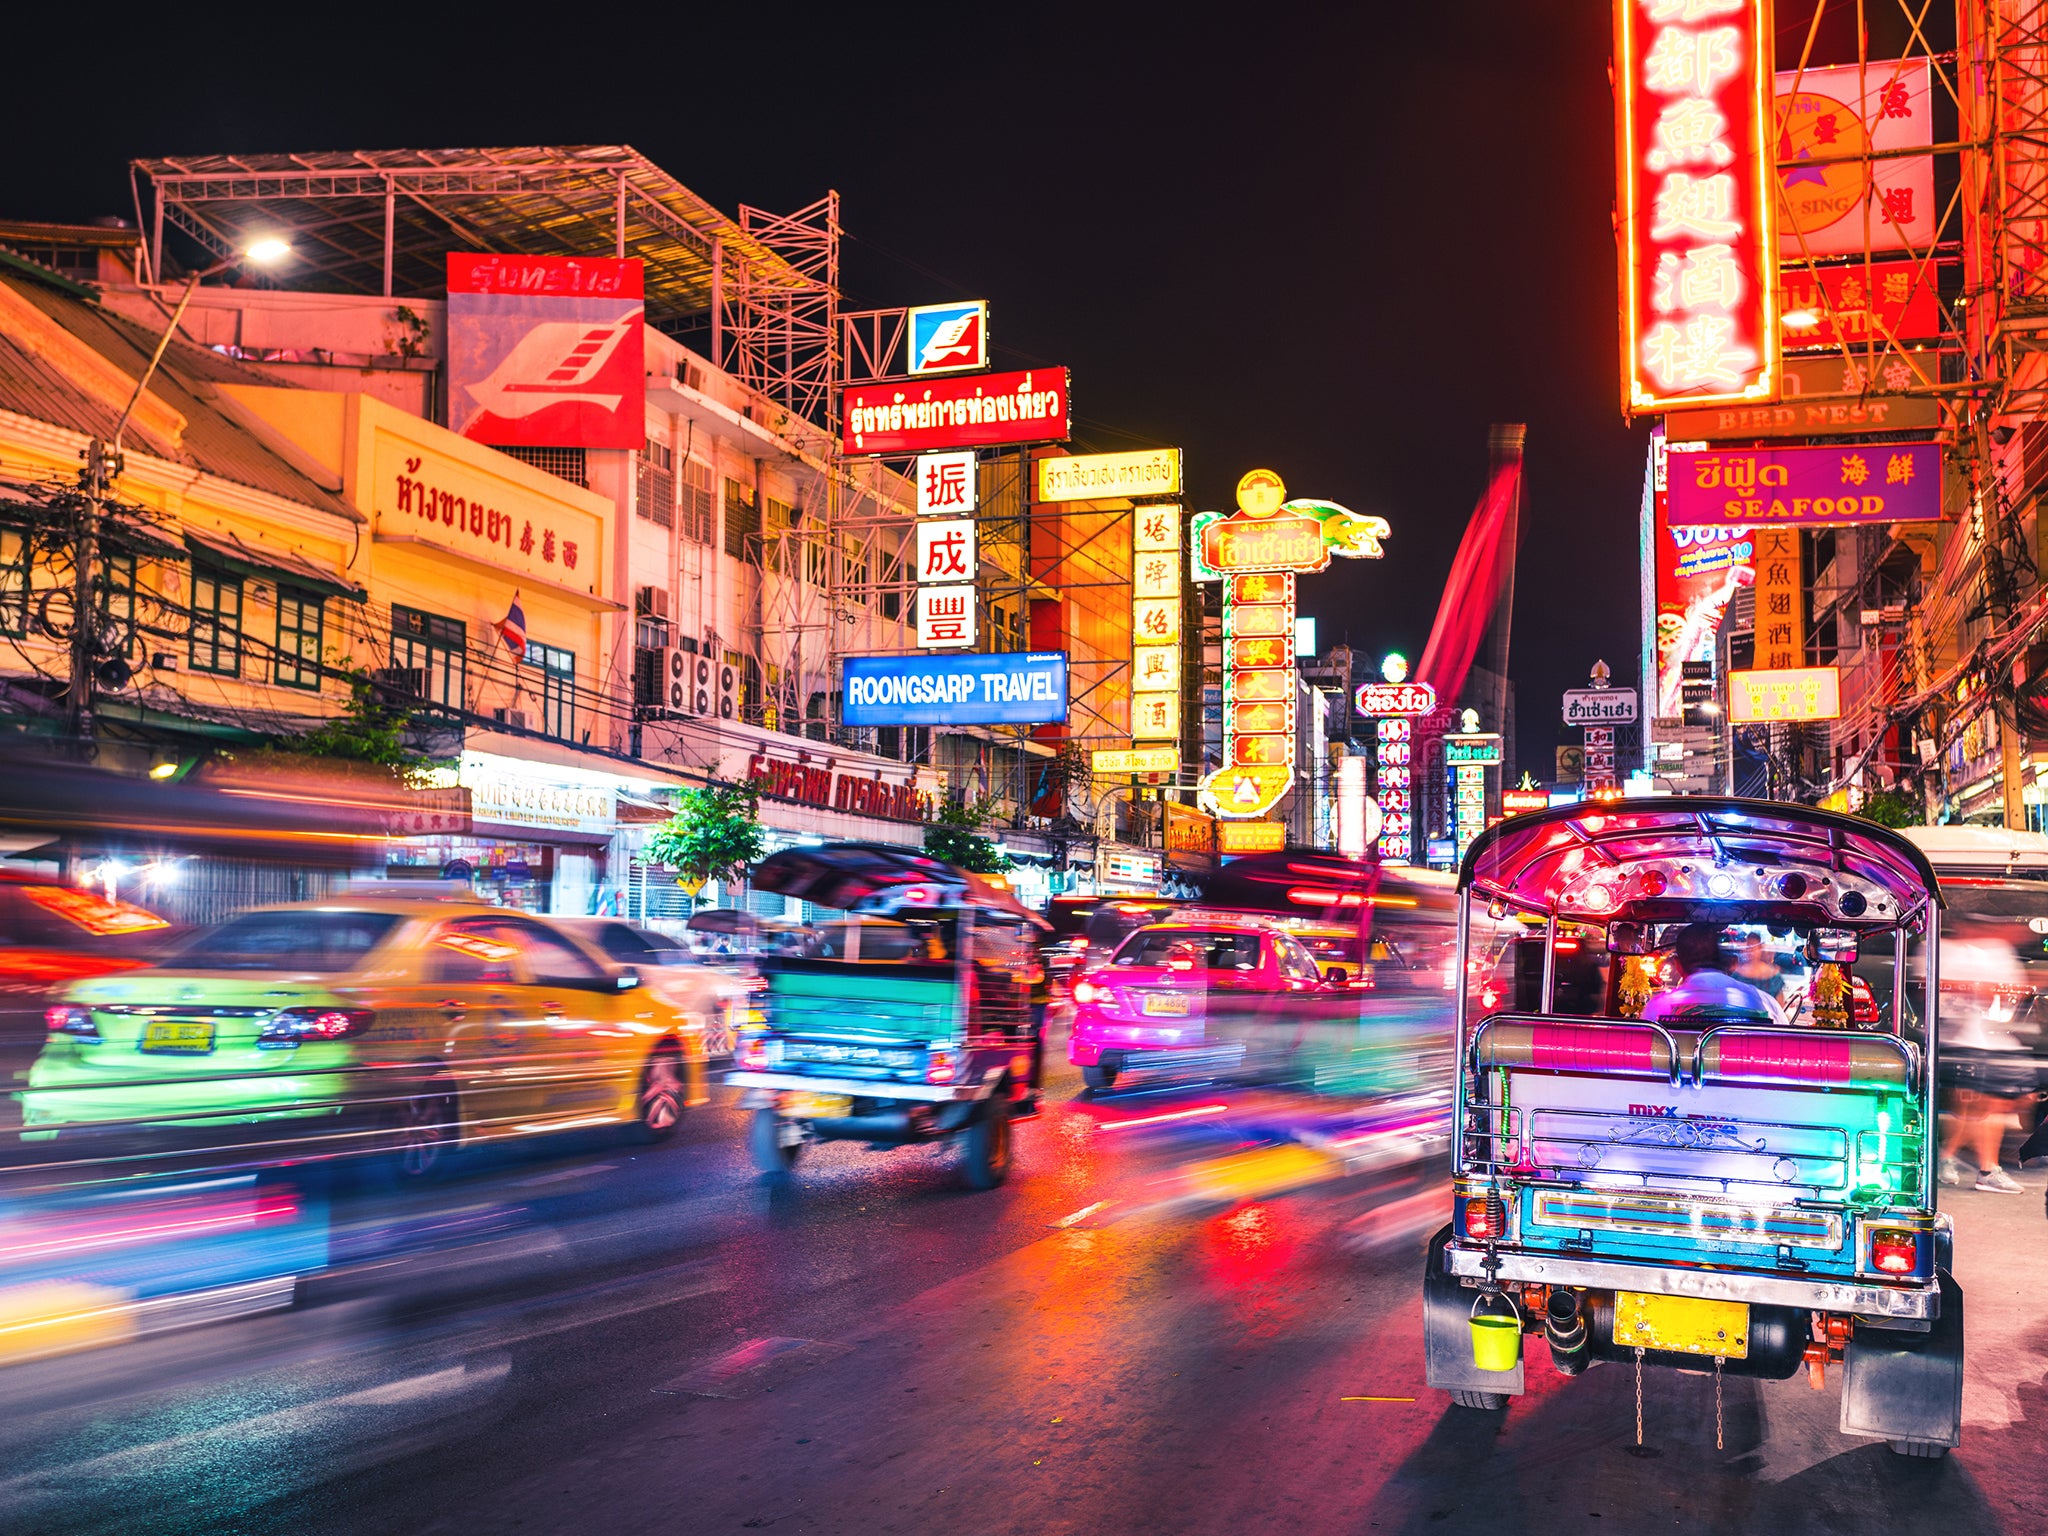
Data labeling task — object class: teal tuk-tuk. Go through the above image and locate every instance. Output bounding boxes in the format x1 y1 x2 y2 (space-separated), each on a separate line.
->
726 843 1049 1189
1424 798 1962 1457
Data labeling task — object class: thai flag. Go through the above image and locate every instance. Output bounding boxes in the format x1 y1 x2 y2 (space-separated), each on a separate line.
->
495 597 527 660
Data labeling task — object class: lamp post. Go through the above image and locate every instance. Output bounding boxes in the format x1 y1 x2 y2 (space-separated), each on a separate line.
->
69 238 292 746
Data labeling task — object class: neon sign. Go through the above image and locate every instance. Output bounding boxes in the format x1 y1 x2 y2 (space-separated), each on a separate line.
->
1615 0 1776 415
1193 470 1390 821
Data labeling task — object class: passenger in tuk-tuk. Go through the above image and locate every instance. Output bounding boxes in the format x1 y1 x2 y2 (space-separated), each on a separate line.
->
1641 922 1789 1027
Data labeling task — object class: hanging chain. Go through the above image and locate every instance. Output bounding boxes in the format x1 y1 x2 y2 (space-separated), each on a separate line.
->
1634 1347 1646 1446
1714 1355 1725 1451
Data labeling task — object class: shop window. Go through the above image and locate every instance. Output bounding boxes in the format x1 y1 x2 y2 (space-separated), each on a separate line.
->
189 564 242 677
635 443 675 528
528 641 576 740
392 605 466 711
725 478 758 559
0 530 29 638
274 586 325 691
680 460 714 545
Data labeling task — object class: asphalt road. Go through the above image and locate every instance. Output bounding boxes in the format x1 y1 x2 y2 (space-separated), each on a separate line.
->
2 1056 2045 1536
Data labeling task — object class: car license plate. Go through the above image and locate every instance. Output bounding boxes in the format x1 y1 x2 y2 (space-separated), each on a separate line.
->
1611 1291 1748 1359
1142 993 1192 1016
139 1020 216 1054
782 1092 852 1118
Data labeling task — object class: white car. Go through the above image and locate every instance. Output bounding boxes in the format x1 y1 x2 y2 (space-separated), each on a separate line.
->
557 919 751 1058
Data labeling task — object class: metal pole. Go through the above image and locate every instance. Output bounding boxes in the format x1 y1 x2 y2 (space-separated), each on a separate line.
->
1540 913 1558 1012
1922 911 1941 1210
1452 890 1472 1173
383 179 395 298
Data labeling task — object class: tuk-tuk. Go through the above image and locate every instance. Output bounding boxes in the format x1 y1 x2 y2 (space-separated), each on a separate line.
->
725 842 1050 1189
1424 798 1961 1457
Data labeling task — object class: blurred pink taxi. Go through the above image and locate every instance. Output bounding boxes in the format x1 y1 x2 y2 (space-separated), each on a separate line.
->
1067 919 1334 1090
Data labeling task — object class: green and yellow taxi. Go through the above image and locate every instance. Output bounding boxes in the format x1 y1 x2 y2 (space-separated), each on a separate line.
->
21 896 708 1172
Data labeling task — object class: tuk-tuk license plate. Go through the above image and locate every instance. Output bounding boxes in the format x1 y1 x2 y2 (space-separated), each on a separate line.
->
1142 993 1192 1016
782 1092 852 1118
140 1020 216 1054
1612 1291 1748 1359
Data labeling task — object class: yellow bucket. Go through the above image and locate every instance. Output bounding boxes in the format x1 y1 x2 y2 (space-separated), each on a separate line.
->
1469 1296 1522 1373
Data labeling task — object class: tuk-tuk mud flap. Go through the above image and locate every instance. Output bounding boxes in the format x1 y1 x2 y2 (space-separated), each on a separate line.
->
1423 1225 1524 1396
1839 1269 1963 1448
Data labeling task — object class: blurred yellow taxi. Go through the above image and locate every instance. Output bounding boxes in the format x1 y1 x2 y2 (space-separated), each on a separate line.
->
22 897 707 1173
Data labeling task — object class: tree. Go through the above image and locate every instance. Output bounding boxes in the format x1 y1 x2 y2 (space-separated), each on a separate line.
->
645 781 767 887
1853 786 1924 830
924 795 1013 875
265 668 426 781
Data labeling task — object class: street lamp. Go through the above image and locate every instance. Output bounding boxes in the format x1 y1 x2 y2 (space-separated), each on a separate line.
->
69 238 293 745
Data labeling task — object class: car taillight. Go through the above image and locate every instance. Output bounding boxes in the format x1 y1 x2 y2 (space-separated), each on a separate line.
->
45 1005 101 1042
926 1046 960 1085
1870 1228 1918 1275
257 1007 374 1049
1073 981 1098 1004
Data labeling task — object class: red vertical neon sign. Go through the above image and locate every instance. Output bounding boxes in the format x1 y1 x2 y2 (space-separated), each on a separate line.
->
1616 0 1778 415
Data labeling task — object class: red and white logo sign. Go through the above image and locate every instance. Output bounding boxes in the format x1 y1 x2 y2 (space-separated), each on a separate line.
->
447 255 645 451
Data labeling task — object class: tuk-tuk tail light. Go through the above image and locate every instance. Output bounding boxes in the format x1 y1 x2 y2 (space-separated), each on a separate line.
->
1870 1228 1918 1275
926 1046 960 1085
737 1033 781 1070
1459 1190 1509 1242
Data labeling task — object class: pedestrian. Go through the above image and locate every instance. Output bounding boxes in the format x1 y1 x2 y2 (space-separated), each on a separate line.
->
1936 916 2037 1194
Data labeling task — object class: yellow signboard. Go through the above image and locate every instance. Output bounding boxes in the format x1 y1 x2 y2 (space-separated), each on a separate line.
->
1093 746 1180 776
1729 665 1842 723
1218 820 1285 855
1037 449 1182 503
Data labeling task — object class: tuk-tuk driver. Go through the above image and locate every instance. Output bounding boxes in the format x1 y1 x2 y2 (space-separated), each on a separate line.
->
1642 922 1790 1027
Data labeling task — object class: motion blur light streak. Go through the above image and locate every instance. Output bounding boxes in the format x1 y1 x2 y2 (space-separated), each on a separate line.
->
1095 1104 1230 1132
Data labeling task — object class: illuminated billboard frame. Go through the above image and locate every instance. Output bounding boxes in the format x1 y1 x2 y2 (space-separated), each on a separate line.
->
1615 0 1778 416
1728 665 1842 723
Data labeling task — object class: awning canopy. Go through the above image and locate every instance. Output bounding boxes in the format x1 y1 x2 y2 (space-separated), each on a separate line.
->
184 527 363 601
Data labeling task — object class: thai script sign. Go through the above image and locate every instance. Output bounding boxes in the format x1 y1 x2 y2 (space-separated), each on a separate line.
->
841 651 1069 727
1094 747 1180 776
1200 515 1331 575
1445 737 1503 766
1354 680 1437 716
468 773 614 835
1666 442 1942 526
372 427 606 597
1616 0 1777 414
746 751 926 822
1729 666 1842 723
1563 687 1640 724
1218 821 1285 855
843 368 1069 455
446 254 645 450
907 300 988 375
1775 60 1934 260
1037 449 1183 503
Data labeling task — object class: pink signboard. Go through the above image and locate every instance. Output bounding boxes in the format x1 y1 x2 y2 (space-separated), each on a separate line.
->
446 255 645 451
1665 442 1942 527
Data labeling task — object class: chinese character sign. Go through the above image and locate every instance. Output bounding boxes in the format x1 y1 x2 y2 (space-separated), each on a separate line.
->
1616 0 1777 414
1130 503 1183 740
1775 61 1934 260
1729 665 1841 722
1750 527 1805 671
917 520 977 582
916 585 976 648
915 452 978 516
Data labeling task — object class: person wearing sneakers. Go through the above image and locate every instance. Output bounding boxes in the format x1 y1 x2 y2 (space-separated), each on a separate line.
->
1936 916 2037 1194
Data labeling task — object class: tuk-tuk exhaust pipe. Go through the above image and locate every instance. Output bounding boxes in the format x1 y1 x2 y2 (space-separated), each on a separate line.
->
1545 1289 1590 1376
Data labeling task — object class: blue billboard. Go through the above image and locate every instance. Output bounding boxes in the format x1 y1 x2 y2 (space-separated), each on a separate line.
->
842 651 1069 727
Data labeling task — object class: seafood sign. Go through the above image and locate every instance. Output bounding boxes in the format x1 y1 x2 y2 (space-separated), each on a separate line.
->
1665 442 1942 527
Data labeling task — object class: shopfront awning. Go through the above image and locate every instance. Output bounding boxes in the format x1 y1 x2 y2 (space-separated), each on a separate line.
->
184 527 364 601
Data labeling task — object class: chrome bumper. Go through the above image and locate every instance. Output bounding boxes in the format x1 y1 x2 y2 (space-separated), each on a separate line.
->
724 1070 991 1103
1443 1242 1939 1321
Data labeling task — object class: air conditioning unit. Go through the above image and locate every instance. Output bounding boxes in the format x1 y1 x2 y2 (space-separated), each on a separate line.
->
716 658 740 720
635 585 670 620
688 653 715 716
493 707 530 731
660 646 691 713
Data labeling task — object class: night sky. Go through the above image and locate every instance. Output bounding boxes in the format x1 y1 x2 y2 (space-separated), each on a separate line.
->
3 3 1651 773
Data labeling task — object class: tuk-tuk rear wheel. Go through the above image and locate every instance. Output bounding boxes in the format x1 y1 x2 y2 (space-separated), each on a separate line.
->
1450 1391 1509 1411
1888 1440 1949 1458
749 1108 803 1175
960 1095 1012 1190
